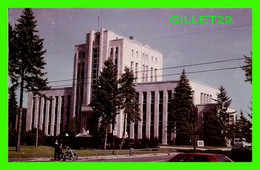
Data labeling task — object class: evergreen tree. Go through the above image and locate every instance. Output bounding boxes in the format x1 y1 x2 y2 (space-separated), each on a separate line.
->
236 111 252 143
168 69 195 146
8 8 49 152
8 86 18 129
90 59 120 150
119 67 140 150
242 52 252 84
214 86 234 145
203 110 225 146
67 117 77 137
241 52 252 120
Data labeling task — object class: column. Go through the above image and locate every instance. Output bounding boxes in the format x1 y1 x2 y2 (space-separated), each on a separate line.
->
44 99 50 135
86 30 94 105
71 49 79 117
162 90 168 145
154 91 159 138
34 96 40 129
26 92 33 131
39 97 44 130
50 97 56 136
56 96 62 136
130 122 134 139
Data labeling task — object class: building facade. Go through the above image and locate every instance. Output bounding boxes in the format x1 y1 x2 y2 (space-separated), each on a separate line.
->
26 28 234 145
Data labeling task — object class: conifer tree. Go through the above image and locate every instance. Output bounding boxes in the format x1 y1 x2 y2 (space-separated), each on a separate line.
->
236 111 252 143
168 69 195 146
214 86 234 145
242 52 252 84
8 86 18 129
119 67 140 150
8 8 49 152
90 59 120 150
203 109 225 146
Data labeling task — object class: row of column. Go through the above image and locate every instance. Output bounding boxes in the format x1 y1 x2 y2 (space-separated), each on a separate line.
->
27 95 69 136
126 90 169 145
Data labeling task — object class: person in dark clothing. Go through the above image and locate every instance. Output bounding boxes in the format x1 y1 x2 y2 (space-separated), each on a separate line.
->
58 143 63 160
54 140 59 160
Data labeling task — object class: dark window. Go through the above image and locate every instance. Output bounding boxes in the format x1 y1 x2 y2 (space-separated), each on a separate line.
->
151 91 155 138
31 97 36 130
66 96 71 131
60 96 65 133
159 91 163 141
42 98 47 131
190 155 210 162
142 92 147 138
48 98 53 135
215 156 232 162
170 155 189 162
54 96 58 136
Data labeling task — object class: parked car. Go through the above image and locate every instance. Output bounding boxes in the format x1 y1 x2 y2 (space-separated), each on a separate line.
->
233 138 251 148
168 153 233 162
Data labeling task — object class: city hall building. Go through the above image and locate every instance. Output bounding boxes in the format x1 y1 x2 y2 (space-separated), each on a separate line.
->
26 28 234 145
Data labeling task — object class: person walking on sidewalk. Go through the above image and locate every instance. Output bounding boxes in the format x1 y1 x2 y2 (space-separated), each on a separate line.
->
58 143 64 160
54 140 59 160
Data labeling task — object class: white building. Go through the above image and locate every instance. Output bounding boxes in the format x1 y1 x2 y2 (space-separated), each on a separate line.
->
26 28 234 145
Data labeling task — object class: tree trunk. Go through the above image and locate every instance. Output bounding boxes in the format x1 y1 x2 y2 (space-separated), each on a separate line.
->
193 135 197 153
16 75 24 152
119 114 127 150
104 126 108 150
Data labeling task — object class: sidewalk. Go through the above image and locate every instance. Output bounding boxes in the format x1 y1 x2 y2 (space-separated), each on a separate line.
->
8 152 177 162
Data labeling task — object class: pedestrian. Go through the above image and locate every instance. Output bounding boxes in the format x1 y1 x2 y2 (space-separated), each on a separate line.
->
54 140 59 160
58 143 63 160
129 146 135 156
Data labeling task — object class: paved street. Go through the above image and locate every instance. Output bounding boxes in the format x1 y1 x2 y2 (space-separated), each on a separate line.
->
9 153 178 162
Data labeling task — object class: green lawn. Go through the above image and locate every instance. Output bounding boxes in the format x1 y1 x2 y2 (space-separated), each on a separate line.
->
8 146 172 158
8 146 55 158
9 145 230 158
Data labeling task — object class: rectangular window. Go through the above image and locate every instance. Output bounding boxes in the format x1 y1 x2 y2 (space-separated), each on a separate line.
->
155 69 157 82
92 48 99 87
142 65 145 82
167 90 172 113
110 48 113 58
48 98 53 135
142 92 147 138
135 63 138 82
146 66 148 82
54 96 59 136
59 96 64 133
150 91 155 138
31 97 36 130
131 61 134 71
151 67 153 82
115 47 119 58
66 96 71 131
159 91 163 141
200 93 203 104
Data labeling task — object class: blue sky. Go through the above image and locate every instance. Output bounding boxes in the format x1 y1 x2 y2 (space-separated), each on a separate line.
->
8 8 252 116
